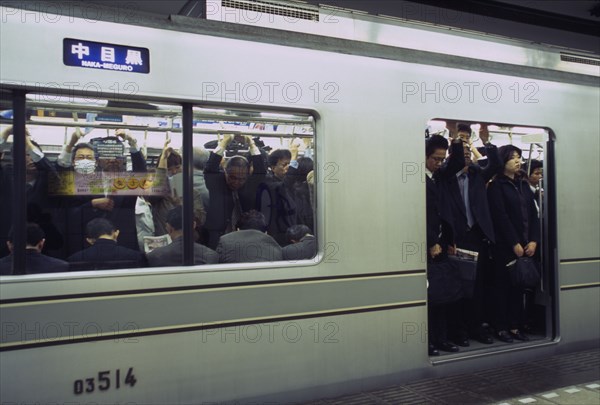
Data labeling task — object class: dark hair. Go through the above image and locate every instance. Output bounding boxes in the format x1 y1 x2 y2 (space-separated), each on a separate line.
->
85 218 116 239
425 135 449 158
71 143 96 161
498 144 522 165
166 205 183 231
286 224 311 243
268 149 292 168
237 210 267 231
166 150 182 169
296 157 314 177
225 155 250 172
527 159 543 173
8 223 45 246
457 123 471 133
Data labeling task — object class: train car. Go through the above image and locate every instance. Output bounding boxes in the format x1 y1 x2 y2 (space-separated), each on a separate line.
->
1 1 598 403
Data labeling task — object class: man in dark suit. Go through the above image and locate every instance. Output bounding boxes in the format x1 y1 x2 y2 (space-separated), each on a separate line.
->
0 127 64 259
425 134 465 355
67 218 145 271
146 206 218 267
217 210 282 263
204 135 266 249
439 123 502 345
282 224 316 261
0 223 69 275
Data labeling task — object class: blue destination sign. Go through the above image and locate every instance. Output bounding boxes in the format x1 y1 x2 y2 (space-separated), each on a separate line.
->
63 38 150 74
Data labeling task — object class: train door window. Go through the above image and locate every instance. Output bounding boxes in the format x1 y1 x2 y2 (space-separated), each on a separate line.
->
425 119 554 356
191 106 316 263
0 93 183 274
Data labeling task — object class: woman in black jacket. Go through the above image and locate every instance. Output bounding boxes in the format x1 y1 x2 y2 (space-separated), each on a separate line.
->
487 145 540 343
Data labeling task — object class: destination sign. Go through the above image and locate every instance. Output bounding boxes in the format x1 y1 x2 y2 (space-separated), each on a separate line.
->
63 38 150 74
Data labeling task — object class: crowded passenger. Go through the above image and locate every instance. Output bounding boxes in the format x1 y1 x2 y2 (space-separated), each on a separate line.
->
487 145 540 342
526 159 543 217
439 123 501 346
204 134 266 249
216 210 282 263
0 126 64 258
67 218 146 271
284 141 315 232
425 134 465 355
56 128 146 256
282 224 316 261
260 147 299 245
146 205 218 267
0 223 69 275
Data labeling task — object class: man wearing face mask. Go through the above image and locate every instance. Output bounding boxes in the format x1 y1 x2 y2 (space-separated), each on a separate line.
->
56 129 146 256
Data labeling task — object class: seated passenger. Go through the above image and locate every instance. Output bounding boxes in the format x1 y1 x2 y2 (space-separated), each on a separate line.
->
0 223 69 275
282 224 316 261
204 135 266 249
67 218 145 271
216 210 282 263
146 206 218 267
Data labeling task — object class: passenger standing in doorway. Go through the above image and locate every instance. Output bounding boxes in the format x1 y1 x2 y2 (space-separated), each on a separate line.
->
439 123 502 346
425 134 465 355
487 145 540 342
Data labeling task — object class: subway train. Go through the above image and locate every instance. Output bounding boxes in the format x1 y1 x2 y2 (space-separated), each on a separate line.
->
0 1 599 403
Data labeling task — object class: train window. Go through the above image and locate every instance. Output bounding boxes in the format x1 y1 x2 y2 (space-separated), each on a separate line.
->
0 94 183 274
0 95 316 274
425 119 553 356
191 106 316 263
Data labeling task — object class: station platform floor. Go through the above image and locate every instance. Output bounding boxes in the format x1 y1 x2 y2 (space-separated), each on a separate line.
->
301 348 600 405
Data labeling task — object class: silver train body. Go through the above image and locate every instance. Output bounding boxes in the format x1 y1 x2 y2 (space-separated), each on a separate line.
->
1 2 599 403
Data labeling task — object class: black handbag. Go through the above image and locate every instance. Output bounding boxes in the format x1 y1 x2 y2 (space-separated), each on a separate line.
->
427 259 464 305
448 256 477 299
507 257 540 288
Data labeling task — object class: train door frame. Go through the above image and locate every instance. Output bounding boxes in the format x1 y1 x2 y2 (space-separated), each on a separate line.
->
425 119 559 362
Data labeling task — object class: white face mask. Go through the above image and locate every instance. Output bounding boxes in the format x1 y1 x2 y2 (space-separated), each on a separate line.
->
74 159 96 174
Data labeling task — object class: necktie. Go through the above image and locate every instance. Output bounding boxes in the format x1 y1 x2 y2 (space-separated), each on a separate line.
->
229 190 242 233
459 173 475 228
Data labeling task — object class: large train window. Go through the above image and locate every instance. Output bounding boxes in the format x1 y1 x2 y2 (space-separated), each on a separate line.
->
191 106 316 262
0 94 316 275
0 94 183 273
425 120 554 356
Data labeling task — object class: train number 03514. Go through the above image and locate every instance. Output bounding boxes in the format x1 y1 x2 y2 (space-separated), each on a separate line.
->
73 367 137 395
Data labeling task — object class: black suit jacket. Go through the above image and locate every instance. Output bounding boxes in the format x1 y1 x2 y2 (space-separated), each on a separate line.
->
0 250 69 275
67 239 146 271
488 174 540 264
204 152 266 249
0 156 64 258
427 140 465 254
439 143 501 244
